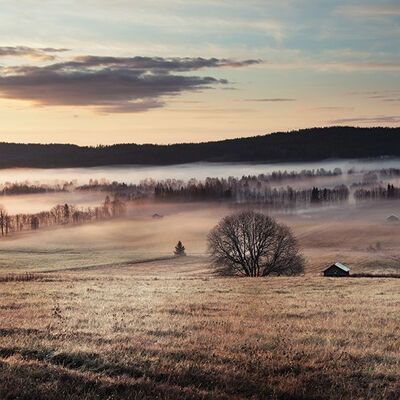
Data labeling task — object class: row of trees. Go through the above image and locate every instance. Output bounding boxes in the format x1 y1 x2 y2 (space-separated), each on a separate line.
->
0 168 343 199
5 166 400 200
354 184 400 201
375 168 400 178
78 169 343 196
0 196 126 236
0 181 76 196
155 179 350 208
0 127 399 168
310 186 350 203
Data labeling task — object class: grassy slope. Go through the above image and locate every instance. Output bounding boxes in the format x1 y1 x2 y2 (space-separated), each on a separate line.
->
1 201 400 274
0 256 399 400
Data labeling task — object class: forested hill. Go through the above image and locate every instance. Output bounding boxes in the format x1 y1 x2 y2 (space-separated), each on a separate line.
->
0 126 399 168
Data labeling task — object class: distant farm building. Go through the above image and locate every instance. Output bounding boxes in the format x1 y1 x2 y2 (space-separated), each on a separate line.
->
323 262 350 277
386 214 400 223
152 213 164 219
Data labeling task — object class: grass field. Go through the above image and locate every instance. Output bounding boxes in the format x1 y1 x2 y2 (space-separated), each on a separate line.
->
1 200 400 274
0 201 399 399
0 256 399 399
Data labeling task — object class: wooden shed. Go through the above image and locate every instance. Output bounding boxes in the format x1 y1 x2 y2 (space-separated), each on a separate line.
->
386 214 400 223
323 262 350 277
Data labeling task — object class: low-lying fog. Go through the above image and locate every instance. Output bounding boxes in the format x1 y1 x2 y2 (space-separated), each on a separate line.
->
0 192 105 214
0 201 400 275
0 158 399 275
1 158 399 213
1 158 400 185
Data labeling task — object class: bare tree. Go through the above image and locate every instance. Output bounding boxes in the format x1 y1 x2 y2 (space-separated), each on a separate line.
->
0 206 7 236
208 211 304 277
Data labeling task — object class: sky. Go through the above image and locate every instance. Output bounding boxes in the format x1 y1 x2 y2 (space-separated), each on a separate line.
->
0 0 399 145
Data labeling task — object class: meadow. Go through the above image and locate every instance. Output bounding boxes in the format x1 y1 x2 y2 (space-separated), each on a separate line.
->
0 256 399 400
0 200 400 274
0 198 399 399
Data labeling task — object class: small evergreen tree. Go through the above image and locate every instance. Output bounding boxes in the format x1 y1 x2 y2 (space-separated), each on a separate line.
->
174 241 186 256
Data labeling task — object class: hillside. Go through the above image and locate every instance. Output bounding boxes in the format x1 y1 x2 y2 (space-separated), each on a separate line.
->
0 126 399 168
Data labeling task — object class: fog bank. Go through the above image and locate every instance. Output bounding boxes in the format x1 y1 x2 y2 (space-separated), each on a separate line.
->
1 158 400 185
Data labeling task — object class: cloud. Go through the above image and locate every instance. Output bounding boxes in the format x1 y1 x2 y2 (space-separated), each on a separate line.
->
0 46 68 61
347 89 400 102
182 16 286 42
336 4 400 18
312 106 354 111
265 60 400 72
246 98 296 102
331 115 400 124
69 55 260 70
0 55 260 113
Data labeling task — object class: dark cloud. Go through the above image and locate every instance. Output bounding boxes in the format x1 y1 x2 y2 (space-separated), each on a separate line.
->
0 55 259 113
70 56 260 71
331 115 400 124
0 46 69 60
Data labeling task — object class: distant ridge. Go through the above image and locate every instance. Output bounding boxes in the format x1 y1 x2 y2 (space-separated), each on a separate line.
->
0 126 399 168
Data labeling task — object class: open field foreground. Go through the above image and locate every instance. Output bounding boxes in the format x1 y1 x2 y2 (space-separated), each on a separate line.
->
0 256 399 400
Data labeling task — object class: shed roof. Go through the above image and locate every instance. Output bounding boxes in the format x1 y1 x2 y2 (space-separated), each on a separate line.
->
325 262 350 272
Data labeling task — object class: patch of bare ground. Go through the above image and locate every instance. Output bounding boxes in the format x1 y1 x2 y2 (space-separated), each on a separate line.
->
0 256 399 399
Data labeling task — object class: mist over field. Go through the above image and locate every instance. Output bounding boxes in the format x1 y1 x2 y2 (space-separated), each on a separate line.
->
0 163 399 276
1 157 400 185
0 191 105 214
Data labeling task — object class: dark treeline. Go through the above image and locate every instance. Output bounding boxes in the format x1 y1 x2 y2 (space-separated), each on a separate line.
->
376 168 400 178
355 184 400 201
77 170 348 207
0 127 399 168
4 167 399 199
0 183 69 196
77 168 343 197
350 171 382 188
245 168 343 181
0 196 126 236
1 185 57 195
0 168 342 197
154 178 350 208
77 179 156 201
350 169 400 189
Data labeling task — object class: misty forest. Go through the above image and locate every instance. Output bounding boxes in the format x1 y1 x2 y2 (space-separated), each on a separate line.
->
1 164 400 236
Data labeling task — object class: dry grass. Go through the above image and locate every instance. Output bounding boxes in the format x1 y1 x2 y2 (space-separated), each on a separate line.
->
0 201 399 398
0 256 399 400
0 273 38 283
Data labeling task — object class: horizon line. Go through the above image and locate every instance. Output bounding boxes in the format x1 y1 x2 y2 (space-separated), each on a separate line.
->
0 125 398 148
